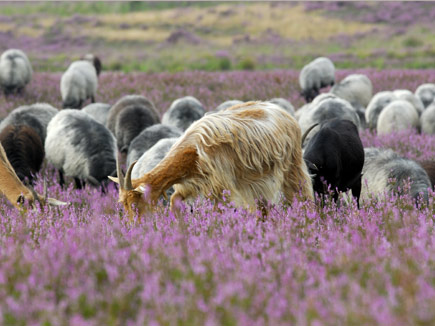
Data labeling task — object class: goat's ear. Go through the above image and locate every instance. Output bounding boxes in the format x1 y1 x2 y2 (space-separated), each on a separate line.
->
108 176 120 184
47 198 68 206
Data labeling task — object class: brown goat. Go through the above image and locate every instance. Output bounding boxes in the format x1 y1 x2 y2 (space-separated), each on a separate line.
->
109 101 314 219
0 124 44 185
0 143 66 209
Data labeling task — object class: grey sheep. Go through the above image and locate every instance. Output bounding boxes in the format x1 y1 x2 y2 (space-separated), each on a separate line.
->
415 83 435 108
0 49 33 96
206 100 244 116
0 103 58 143
361 147 431 204
268 98 295 116
106 95 160 153
81 102 111 126
127 123 182 167
299 57 335 103
60 54 102 109
330 74 373 109
421 102 435 135
298 94 360 146
162 96 205 132
45 109 116 191
376 100 419 135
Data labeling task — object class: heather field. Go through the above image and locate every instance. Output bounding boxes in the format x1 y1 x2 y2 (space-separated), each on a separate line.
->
1 1 435 325
0 69 435 325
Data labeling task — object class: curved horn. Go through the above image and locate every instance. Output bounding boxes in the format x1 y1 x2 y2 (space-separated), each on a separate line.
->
125 161 137 191
43 176 48 203
301 123 319 146
116 155 125 190
28 184 43 208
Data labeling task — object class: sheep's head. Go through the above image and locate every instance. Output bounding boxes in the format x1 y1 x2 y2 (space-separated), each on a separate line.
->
108 159 149 220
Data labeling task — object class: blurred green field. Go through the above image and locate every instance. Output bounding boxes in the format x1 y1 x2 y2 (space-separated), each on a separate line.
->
0 1 434 72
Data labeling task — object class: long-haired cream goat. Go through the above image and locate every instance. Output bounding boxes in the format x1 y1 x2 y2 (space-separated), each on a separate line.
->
109 101 313 218
0 143 65 209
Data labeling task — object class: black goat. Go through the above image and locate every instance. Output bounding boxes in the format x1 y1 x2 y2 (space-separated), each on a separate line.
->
0 124 44 185
303 118 364 207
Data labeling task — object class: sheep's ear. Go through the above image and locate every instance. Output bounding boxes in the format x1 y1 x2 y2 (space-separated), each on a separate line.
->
47 198 68 206
108 176 120 184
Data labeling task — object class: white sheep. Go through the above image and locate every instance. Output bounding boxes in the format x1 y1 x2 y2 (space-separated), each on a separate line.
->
376 100 419 135
0 49 33 95
415 83 435 108
330 74 373 109
365 91 397 130
393 89 424 116
421 103 435 135
299 57 335 103
60 55 101 109
268 98 295 116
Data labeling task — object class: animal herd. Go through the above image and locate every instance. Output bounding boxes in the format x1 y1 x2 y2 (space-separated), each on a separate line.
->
0 48 434 218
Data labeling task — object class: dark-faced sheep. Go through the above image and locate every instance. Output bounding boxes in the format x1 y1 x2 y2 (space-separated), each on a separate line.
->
0 49 32 96
0 103 58 143
127 123 182 167
60 55 102 109
361 148 431 204
303 118 364 207
109 101 314 219
45 110 116 191
0 125 44 185
162 96 205 132
376 100 419 135
299 57 335 103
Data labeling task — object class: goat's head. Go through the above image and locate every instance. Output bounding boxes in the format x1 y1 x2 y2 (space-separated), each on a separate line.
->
17 179 67 211
108 159 149 220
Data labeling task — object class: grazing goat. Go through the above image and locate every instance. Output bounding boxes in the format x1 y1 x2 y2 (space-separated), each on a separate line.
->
0 143 65 209
109 101 314 219
303 118 364 207
0 125 44 185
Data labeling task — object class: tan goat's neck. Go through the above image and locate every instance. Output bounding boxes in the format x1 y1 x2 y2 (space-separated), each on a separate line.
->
131 144 198 201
